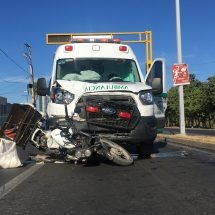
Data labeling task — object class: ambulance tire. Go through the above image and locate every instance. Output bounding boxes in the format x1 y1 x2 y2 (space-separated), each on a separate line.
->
137 140 154 159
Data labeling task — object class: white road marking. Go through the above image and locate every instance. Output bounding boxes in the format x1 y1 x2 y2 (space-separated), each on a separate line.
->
0 163 44 199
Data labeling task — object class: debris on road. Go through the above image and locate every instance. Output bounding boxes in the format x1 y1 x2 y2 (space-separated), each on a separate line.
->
29 154 54 163
0 104 42 148
0 138 22 169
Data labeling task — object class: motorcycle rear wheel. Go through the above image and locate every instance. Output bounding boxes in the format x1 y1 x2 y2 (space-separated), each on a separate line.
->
100 139 133 166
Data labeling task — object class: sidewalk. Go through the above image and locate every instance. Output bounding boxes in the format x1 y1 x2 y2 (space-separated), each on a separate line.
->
156 133 215 152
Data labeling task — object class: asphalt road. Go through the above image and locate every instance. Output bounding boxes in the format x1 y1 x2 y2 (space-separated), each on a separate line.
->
164 127 215 136
0 142 215 215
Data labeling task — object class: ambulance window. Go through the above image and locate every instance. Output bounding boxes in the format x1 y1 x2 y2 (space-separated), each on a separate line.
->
56 59 76 79
104 59 140 82
56 58 140 82
146 60 163 88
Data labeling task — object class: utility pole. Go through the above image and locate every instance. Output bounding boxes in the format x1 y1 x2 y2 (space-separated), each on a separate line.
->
175 0 186 134
39 95 46 113
24 43 36 108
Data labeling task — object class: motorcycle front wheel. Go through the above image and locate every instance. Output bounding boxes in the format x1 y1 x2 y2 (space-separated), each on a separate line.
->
100 138 133 166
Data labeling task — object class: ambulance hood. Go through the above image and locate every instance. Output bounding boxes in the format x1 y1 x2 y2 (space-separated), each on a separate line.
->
56 80 151 95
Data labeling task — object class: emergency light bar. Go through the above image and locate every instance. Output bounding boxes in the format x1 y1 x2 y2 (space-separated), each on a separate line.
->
70 35 116 43
71 38 121 44
72 35 112 39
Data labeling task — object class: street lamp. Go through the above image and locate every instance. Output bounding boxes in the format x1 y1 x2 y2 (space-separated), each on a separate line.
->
175 0 186 134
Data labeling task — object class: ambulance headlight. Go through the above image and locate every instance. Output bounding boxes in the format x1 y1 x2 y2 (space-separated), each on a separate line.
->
54 88 74 104
139 91 153 105
63 92 75 104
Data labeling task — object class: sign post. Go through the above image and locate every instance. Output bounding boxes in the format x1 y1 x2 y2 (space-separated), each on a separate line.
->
172 64 190 86
175 0 186 134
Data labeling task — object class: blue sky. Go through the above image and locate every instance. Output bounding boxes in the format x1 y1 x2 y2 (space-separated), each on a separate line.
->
0 0 215 104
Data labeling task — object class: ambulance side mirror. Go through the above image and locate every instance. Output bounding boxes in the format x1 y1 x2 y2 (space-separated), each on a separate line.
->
152 78 162 94
37 78 48 96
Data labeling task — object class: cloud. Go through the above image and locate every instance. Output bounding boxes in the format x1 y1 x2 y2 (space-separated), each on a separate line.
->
0 76 29 83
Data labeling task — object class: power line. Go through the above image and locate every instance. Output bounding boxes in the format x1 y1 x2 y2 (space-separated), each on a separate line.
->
0 48 28 74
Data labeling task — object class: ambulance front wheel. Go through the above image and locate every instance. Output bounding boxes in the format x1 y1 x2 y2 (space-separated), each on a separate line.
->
137 140 154 158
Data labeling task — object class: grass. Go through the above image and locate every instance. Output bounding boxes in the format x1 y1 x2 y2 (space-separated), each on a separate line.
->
157 133 215 144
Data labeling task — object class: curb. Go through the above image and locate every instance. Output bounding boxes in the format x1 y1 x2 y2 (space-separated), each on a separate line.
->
156 134 215 153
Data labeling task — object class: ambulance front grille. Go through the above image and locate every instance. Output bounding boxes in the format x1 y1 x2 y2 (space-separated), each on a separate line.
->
77 95 140 130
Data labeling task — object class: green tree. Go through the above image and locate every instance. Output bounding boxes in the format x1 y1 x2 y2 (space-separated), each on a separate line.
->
166 74 215 128
166 86 179 126
208 76 215 108
207 76 215 127
183 74 205 127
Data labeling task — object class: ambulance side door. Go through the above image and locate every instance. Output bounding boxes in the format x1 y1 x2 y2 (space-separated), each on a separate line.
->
145 58 167 130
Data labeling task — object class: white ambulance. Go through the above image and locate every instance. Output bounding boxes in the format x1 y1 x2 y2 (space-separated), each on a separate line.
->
37 32 167 156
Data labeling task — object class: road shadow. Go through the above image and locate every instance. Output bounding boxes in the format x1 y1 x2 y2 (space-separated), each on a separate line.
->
153 140 167 153
123 140 167 159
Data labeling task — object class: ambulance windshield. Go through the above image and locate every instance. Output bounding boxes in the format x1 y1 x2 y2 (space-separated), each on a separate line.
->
56 58 141 82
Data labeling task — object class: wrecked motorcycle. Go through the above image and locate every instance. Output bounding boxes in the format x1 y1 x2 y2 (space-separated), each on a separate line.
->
31 104 134 166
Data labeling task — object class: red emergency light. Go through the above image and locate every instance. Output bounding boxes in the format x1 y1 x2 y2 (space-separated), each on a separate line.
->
119 46 128 52
100 38 109 42
65 45 73 51
112 38 121 43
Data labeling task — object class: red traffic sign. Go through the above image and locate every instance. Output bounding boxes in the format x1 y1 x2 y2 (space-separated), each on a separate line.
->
172 64 190 86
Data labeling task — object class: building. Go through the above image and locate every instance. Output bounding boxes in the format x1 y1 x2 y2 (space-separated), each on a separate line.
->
0 96 12 127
